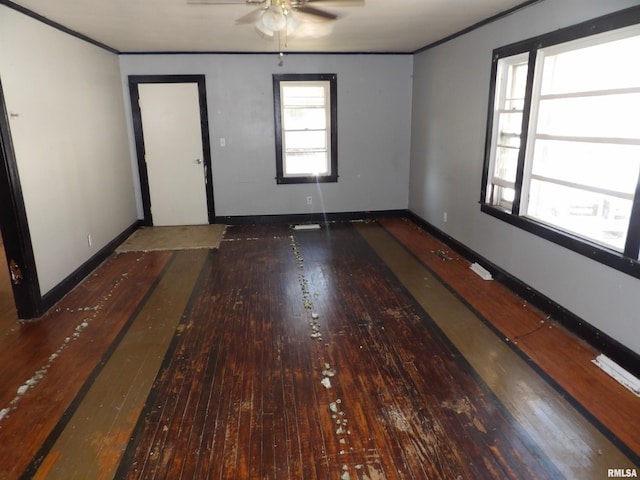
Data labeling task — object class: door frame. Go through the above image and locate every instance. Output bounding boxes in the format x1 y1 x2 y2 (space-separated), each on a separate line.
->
128 75 215 225
0 77 41 319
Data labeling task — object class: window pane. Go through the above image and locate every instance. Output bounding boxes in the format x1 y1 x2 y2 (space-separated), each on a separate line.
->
531 140 640 195
536 93 640 139
527 179 631 252
282 85 326 107
490 184 515 209
541 33 640 95
284 130 327 151
488 54 528 206
505 62 528 110
284 107 326 130
495 111 523 182
275 75 335 183
497 112 523 141
523 28 640 253
494 146 519 183
284 152 329 175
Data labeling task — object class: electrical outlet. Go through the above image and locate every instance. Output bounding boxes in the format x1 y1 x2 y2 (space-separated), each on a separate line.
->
219 138 226 147
306 196 313 205
443 212 448 223
87 234 93 247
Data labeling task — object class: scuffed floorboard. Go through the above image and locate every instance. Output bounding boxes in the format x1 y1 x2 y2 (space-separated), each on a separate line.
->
31 250 209 480
0 251 173 480
378 217 640 458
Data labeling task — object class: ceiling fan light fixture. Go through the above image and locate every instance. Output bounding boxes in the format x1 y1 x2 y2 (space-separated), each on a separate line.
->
236 0 342 43
255 19 275 36
260 6 287 32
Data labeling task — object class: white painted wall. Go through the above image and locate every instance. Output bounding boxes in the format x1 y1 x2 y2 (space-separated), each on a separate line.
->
119 54 413 218
0 6 138 295
409 0 640 355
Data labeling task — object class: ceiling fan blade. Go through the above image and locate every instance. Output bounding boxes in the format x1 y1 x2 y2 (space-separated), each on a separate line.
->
187 0 250 4
295 0 364 6
294 5 338 21
235 7 267 25
289 20 335 38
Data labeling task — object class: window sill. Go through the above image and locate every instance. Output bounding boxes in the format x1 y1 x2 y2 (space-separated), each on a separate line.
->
480 203 640 280
276 175 338 185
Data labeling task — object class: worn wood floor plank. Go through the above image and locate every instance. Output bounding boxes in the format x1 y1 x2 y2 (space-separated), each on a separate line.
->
4 219 637 479
379 218 640 457
117 223 583 479
298 234 417 480
296 224 560 480
362 220 638 476
32 249 208 480
0 251 173 480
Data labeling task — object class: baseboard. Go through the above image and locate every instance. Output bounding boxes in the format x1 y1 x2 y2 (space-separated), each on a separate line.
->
406 211 640 379
37 220 143 316
215 209 408 225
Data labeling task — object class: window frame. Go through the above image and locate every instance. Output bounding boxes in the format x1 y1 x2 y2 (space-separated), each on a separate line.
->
480 6 640 279
273 73 338 184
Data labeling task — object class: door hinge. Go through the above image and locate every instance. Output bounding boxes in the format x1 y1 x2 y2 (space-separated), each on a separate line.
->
9 259 23 285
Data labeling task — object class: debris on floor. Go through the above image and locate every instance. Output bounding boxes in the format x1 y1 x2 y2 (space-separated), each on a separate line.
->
432 249 453 261
0 256 143 425
290 231 363 477
470 262 493 280
322 365 336 377
293 223 322 231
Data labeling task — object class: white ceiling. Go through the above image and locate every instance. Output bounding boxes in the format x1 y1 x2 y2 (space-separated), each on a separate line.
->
8 0 535 53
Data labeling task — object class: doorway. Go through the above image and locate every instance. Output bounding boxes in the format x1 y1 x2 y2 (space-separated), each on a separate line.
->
0 78 41 320
129 75 215 226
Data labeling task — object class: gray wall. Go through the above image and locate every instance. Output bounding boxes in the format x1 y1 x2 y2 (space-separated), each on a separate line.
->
119 54 413 218
409 0 640 355
0 6 138 295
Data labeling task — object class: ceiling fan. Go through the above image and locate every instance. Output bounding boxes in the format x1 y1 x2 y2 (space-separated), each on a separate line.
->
189 0 363 39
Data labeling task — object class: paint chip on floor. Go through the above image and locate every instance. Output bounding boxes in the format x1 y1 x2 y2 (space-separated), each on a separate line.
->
293 224 321 231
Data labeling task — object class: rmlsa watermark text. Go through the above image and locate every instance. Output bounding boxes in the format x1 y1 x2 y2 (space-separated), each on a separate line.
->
608 469 638 478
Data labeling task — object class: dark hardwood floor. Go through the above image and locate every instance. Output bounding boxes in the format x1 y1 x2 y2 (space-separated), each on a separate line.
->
0 220 637 479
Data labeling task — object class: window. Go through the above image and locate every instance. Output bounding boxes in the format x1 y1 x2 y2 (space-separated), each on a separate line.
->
481 7 640 278
273 74 337 184
486 53 529 211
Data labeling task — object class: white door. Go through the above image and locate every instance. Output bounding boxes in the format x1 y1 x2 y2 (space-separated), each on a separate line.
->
138 82 209 226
